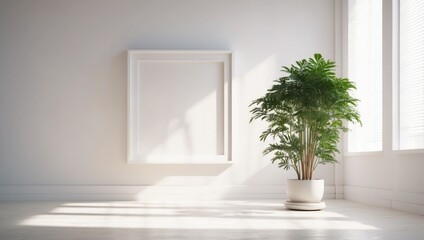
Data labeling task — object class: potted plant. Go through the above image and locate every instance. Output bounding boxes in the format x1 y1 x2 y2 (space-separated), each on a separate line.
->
249 54 360 210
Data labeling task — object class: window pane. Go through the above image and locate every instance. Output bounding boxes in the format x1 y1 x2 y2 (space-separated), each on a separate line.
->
347 0 383 152
399 0 424 150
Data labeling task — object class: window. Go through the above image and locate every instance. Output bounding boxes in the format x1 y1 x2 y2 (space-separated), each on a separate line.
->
347 0 383 152
399 0 424 150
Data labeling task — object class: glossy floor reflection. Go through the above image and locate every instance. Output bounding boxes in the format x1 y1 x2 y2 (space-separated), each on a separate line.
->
0 200 423 239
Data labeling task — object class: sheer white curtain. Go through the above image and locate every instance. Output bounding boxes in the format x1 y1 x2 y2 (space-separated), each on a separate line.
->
348 0 383 152
399 0 424 150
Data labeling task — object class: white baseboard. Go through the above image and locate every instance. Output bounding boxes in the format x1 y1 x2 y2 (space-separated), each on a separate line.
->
392 200 424 215
0 185 336 201
335 185 344 199
345 185 424 215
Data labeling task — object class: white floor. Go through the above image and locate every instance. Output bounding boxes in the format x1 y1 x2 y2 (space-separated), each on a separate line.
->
0 200 423 240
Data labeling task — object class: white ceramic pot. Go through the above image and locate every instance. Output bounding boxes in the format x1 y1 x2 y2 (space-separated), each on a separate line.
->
286 179 324 203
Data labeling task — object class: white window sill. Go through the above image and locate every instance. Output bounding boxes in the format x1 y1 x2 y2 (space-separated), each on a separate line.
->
393 149 424 155
343 151 383 157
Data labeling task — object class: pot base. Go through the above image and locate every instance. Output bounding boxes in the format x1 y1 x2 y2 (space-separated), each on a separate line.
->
284 201 326 211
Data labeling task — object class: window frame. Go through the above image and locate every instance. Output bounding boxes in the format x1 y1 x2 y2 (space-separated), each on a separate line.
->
343 0 424 155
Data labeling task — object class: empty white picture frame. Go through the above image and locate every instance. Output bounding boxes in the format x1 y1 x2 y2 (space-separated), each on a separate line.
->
127 50 232 163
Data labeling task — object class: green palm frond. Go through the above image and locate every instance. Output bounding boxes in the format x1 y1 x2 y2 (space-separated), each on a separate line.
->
250 53 361 180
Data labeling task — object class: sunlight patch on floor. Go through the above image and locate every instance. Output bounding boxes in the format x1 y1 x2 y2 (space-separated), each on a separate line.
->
19 201 379 230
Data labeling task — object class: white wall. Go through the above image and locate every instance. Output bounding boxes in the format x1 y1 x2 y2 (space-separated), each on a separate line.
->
344 153 424 215
0 0 337 200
